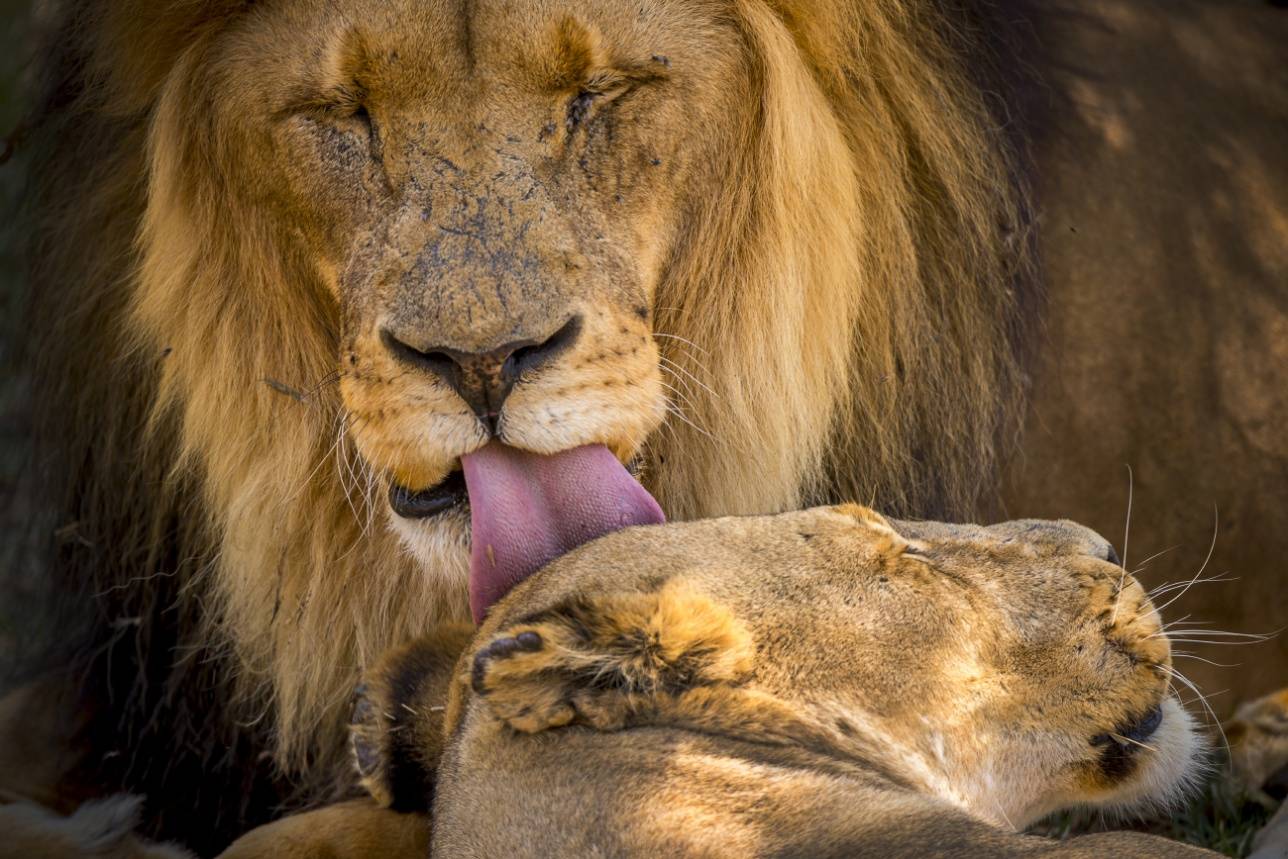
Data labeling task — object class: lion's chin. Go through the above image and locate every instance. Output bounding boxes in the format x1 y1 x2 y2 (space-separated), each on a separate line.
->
388 505 473 594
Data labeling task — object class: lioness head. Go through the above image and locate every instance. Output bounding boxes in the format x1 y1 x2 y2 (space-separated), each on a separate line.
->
354 506 1200 837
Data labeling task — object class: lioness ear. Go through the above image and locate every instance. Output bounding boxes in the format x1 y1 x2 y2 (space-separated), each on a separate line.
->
349 623 475 812
831 503 909 557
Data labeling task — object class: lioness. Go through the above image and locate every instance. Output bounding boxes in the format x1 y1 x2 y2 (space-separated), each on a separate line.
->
338 505 1214 857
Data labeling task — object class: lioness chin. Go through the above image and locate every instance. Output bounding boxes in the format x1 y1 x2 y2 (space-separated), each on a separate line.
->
343 505 1210 858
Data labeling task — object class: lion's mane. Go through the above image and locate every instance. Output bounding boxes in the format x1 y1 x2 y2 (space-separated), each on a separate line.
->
16 0 1032 847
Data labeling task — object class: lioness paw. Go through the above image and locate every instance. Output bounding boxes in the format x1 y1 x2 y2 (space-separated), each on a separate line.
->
1228 687 1288 807
472 579 754 733
348 624 474 811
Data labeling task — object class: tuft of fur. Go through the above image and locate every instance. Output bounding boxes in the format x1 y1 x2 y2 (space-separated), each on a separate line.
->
14 0 1031 846
0 795 195 859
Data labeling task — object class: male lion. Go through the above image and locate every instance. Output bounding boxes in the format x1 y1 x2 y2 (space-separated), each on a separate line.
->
4 0 1287 852
334 506 1212 857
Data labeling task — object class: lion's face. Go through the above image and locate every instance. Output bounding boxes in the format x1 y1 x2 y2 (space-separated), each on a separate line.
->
206 0 754 557
480 506 1200 828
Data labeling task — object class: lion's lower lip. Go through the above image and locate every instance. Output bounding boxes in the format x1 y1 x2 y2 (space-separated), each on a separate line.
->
389 471 468 519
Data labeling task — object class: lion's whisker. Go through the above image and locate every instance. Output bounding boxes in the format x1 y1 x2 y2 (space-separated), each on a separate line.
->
334 417 371 529
662 401 716 441
652 332 711 356
659 355 720 401
658 380 710 424
658 365 705 409
290 408 355 507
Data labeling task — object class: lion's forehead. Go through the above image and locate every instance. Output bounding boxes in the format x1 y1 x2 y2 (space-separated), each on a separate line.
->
247 0 728 99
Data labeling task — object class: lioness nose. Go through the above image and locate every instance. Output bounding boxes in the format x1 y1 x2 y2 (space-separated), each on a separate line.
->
380 315 583 434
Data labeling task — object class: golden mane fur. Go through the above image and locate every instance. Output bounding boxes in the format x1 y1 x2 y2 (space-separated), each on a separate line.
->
19 0 1031 839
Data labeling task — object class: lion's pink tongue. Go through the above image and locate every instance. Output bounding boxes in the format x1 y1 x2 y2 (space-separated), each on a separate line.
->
461 443 664 622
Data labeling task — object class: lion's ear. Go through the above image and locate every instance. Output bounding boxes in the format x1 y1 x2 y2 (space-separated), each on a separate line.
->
349 624 475 812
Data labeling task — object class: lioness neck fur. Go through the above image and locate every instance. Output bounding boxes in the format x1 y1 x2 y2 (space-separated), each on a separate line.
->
352 506 1212 857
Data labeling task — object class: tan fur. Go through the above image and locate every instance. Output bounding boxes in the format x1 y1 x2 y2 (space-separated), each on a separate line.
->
342 507 1214 857
0 796 194 859
216 799 428 859
1227 688 1288 807
24 0 1027 803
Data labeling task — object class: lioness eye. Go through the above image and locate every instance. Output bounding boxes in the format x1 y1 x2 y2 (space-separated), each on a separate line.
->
566 91 597 132
351 104 373 134
903 545 933 564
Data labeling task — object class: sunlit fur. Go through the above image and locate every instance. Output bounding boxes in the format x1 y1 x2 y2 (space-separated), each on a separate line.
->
22 0 1030 811
347 507 1206 856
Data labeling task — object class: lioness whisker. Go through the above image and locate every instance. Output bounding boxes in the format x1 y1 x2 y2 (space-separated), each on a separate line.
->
1170 651 1239 669
1131 544 1181 577
1160 665 1229 758
1110 465 1133 624
1149 575 1238 600
1108 732 1158 753
1152 508 1219 615
1159 628 1267 641
1159 627 1269 638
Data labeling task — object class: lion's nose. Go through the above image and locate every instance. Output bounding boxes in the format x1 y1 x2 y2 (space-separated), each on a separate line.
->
380 315 583 434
